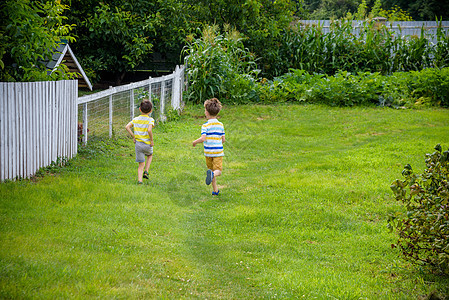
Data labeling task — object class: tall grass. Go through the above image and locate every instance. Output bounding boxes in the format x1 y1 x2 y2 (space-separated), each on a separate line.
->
1 105 449 298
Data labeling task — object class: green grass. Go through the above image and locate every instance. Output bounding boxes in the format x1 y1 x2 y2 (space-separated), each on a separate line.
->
1 104 449 299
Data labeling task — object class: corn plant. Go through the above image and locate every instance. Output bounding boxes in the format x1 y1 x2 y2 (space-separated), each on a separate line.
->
432 20 449 69
182 25 259 104
256 19 449 78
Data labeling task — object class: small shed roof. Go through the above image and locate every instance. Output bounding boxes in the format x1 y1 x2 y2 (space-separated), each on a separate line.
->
46 43 93 91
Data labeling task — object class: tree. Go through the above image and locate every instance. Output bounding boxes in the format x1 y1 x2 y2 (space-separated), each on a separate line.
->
355 0 368 19
382 0 449 20
303 0 448 20
0 0 75 81
63 0 297 83
182 0 297 77
64 0 191 84
303 0 359 19
370 0 382 18
350 0 412 21
80 2 153 84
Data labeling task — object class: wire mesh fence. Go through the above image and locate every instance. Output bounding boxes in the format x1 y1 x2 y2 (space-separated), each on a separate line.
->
77 65 185 144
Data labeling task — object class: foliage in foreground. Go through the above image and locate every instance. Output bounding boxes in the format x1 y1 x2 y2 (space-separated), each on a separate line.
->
389 144 449 275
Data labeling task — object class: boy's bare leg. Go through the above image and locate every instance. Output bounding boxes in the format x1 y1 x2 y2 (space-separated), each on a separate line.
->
212 170 221 192
137 162 145 182
145 155 153 173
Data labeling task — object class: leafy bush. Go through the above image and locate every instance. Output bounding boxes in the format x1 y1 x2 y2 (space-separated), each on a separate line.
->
275 70 384 106
407 67 449 107
389 144 449 275
258 67 449 107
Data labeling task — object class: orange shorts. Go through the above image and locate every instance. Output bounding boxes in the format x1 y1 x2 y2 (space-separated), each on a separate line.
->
205 156 223 171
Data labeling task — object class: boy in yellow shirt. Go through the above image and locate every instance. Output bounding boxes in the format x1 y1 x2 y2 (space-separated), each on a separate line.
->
125 100 154 184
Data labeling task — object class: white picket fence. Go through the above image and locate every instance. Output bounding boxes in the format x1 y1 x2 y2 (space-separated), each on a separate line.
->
300 20 449 44
77 65 185 144
0 80 78 181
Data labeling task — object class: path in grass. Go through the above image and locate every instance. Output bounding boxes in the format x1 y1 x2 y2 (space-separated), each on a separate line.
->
1 105 449 299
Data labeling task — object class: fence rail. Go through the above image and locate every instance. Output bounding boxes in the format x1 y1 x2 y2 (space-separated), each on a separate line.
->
77 65 185 144
0 80 78 181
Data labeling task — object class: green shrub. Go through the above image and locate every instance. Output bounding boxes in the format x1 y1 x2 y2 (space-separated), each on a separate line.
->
389 144 449 275
407 68 449 107
265 69 385 106
260 67 449 107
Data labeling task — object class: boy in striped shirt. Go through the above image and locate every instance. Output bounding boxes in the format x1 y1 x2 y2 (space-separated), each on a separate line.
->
125 100 154 184
192 98 225 195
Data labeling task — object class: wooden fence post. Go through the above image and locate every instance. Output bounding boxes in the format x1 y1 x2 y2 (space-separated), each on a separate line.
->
83 102 88 145
130 89 134 120
148 77 152 102
16 82 24 178
0 83 4 181
160 77 166 122
172 66 180 110
109 86 113 138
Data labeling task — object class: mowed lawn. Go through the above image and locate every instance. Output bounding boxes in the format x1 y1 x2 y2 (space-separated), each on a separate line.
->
1 104 449 299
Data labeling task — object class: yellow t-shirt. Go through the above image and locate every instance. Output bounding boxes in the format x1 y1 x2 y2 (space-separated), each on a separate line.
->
131 115 154 144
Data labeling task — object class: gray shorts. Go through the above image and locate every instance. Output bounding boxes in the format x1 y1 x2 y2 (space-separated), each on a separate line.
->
135 141 153 162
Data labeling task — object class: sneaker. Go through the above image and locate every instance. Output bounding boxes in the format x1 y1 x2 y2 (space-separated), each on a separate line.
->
206 169 214 185
143 171 149 179
212 190 220 196
137 181 143 185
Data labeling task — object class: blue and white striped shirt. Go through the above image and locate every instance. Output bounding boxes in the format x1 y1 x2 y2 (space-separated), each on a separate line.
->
201 119 225 157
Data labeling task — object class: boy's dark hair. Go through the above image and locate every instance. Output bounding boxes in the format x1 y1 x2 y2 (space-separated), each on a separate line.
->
204 98 222 116
140 100 153 114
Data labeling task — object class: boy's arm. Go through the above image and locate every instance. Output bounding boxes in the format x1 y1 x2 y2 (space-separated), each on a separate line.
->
192 135 206 147
125 122 136 143
222 134 225 144
148 125 154 147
